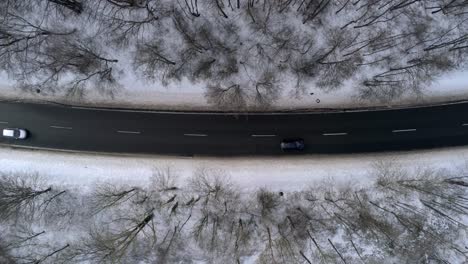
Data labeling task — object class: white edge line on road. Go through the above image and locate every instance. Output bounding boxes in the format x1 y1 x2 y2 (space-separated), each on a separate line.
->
68 100 468 115
392 128 417 133
0 143 163 157
322 132 348 136
0 121 8 124
50 125 72 130
117 130 141 134
251 134 276 137
462 123 468 126
184 133 208 137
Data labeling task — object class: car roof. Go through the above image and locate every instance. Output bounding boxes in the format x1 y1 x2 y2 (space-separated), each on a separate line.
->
3 129 14 136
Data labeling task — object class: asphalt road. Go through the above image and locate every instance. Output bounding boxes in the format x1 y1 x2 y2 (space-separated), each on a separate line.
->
1 101 468 155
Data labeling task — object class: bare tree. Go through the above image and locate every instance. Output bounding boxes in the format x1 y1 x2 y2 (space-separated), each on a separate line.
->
189 168 242 255
134 41 176 85
0 239 14 264
89 0 167 45
369 161 468 261
20 36 119 98
47 0 84 14
90 183 145 213
150 167 180 192
1 224 72 264
205 83 247 110
255 188 281 218
40 189 80 228
20 244 70 264
0 12 75 72
357 55 457 102
72 208 156 263
1 0 83 18
252 71 282 109
4 225 46 251
0 6 119 97
0 173 53 222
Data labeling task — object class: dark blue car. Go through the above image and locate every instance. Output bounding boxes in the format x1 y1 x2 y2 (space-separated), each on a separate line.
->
280 139 305 151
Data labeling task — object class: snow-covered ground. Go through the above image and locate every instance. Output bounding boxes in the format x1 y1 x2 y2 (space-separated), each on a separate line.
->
1 145 467 191
1 145 467 263
1 69 468 111
2 0 468 113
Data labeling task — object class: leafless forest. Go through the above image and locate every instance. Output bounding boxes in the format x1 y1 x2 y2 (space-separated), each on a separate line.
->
1 0 467 109
0 163 467 263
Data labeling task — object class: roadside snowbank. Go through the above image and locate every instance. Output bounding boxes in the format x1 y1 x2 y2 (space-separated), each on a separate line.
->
1 145 467 191
1 69 467 111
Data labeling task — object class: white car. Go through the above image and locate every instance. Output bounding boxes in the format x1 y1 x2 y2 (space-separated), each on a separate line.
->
2 128 28 139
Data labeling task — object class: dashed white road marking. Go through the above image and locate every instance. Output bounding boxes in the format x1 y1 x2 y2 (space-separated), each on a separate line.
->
0 121 8 124
392 128 417 133
117 130 141 134
251 134 276 137
322 132 348 136
462 123 468 126
184 133 208 137
50 125 72 130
